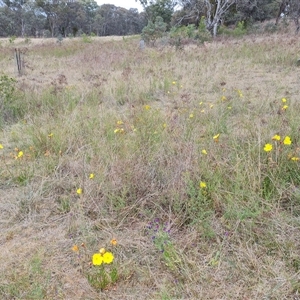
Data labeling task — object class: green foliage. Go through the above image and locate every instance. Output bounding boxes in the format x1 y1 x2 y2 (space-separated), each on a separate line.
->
195 16 212 43
233 21 247 36
9 35 16 44
142 16 167 45
0 74 16 103
81 33 93 43
0 74 23 126
169 17 211 45
184 178 214 227
144 0 175 25
87 265 118 291
219 21 247 37
146 220 182 274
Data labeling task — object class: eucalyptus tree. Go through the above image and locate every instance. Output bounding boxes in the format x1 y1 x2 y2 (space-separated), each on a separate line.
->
276 0 300 32
136 0 177 26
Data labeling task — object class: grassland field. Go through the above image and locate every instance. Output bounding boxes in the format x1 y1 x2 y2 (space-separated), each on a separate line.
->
0 33 300 299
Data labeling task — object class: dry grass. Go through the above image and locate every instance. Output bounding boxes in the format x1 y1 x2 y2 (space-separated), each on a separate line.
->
1 33 300 299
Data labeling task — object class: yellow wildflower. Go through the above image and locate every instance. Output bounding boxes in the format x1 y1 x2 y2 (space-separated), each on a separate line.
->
111 238 118 246
272 134 281 141
172 81 176 85
89 173 95 179
189 113 194 118
72 245 79 252
144 105 151 110
99 248 106 255
200 181 207 189
282 105 288 110
76 188 83 195
116 120 123 125
199 102 203 106
210 104 214 109
0 144 3 149
102 252 114 264
48 133 53 138
114 128 124 134
227 106 232 110
213 134 220 141
264 143 273 152
291 157 299 161
221 96 227 101
283 136 292 145
201 149 207 155
282 98 287 103
92 253 103 266
17 151 23 158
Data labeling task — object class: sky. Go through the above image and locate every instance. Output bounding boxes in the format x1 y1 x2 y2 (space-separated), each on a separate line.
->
96 0 144 12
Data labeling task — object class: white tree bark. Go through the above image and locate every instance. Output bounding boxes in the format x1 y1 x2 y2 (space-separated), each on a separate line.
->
204 0 236 37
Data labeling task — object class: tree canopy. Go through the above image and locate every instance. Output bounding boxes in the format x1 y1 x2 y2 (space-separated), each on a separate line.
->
0 0 299 37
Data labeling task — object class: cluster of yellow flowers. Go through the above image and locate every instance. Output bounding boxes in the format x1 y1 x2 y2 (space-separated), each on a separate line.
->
263 98 298 160
281 98 288 110
264 134 298 161
264 135 292 152
72 239 117 266
92 248 114 265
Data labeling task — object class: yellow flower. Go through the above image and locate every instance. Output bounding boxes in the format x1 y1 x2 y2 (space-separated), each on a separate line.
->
213 134 220 140
0 144 3 149
189 113 194 118
201 109 205 113
291 157 299 161
264 143 273 152
72 245 79 252
227 106 232 110
114 128 124 134
221 96 227 101
111 238 117 246
76 188 83 195
282 98 287 103
116 120 123 125
172 81 176 85
89 173 95 179
272 134 281 141
99 248 106 255
48 133 53 138
282 105 288 110
92 253 103 266
201 149 207 155
102 252 114 264
200 181 207 189
17 151 23 158
144 105 151 110
283 136 292 145
210 104 214 109
163 123 167 128
199 102 203 106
